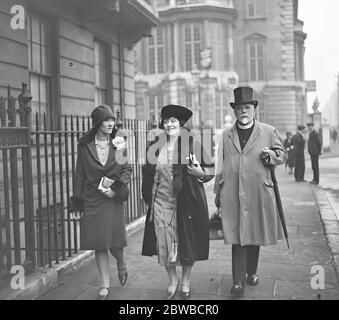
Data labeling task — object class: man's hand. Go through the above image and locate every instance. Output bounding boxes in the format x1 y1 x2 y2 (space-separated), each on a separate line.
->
260 147 275 167
101 188 116 199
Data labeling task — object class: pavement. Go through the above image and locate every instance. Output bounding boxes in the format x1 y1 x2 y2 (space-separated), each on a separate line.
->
36 158 339 301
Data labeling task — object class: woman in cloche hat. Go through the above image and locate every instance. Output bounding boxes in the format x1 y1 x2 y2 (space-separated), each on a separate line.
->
69 105 132 300
141 105 215 300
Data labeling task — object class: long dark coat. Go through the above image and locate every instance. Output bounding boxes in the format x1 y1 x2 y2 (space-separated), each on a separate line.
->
141 129 214 264
73 128 132 250
283 138 295 167
308 130 322 156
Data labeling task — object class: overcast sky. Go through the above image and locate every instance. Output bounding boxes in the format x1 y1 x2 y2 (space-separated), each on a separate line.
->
298 0 339 111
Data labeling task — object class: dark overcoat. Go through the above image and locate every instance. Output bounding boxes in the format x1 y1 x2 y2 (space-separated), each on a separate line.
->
292 132 305 157
308 130 322 156
73 128 132 250
141 129 214 264
283 138 295 167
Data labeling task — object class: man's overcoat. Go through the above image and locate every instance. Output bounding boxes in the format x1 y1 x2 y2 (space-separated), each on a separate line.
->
215 121 287 246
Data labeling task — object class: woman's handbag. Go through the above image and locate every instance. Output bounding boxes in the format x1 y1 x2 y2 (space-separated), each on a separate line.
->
209 208 224 240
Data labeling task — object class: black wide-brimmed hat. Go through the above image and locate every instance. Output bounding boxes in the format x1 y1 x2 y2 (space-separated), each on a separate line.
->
230 87 258 109
160 104 193 127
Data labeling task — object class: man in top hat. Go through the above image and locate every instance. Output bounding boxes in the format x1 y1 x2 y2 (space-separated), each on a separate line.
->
306 122 322 184
292 125 306 182
214 86 287 295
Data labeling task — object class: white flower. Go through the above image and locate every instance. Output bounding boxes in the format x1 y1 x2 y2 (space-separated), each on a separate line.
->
112 136 126 150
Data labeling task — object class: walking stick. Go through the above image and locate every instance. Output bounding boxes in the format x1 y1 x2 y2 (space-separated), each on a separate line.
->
269 166 290 249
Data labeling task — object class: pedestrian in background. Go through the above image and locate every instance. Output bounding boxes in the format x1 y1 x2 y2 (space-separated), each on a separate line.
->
332 128 338 144
69 105 132 300
214 87 287 296
292 125 306 182
141 105 214 300
283 132 295 175
307 122 322 185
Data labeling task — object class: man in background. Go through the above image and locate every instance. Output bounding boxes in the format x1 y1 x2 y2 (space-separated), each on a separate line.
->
292 125 306 182
307 123 322 185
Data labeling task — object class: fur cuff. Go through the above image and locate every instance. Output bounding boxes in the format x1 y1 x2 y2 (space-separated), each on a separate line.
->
110 180 129 202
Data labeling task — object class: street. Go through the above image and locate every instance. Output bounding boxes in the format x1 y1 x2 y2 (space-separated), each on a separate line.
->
37 155 339 300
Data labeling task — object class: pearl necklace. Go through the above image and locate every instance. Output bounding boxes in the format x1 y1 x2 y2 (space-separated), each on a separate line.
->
95 135 109 150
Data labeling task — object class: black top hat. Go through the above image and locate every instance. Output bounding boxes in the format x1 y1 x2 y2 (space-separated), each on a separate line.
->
230 87 258 109
160 104 193 127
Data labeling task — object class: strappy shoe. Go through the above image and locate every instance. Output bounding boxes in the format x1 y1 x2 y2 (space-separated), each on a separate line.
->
97 287 110 300
118 267 128 286
181 282 191 299
166 280 180 300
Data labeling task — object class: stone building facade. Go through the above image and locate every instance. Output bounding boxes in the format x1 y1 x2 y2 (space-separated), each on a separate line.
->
0 0 159 125
134 0 307 135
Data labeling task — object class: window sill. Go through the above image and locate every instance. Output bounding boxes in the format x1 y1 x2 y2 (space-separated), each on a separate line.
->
244 17 267 22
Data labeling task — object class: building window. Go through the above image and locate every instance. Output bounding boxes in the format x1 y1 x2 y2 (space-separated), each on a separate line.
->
184 23 202 71
27 10 52 123
209 22 226 70
149 94 163 122
148 27 165 74
94 40 108 106
185 91 193 109
215 92 229 129
248 41 265 81
247 0 265 19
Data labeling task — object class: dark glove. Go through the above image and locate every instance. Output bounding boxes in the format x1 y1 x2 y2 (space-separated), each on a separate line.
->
68 196 84 213
110 180 129 202
214 194 220 209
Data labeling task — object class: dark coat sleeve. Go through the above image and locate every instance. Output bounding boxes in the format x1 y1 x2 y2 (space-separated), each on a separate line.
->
110 146 133 202
69 144 85 212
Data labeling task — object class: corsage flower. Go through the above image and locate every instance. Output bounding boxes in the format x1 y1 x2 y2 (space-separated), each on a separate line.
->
112 136 126 150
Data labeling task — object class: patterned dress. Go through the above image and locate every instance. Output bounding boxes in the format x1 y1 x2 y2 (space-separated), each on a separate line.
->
152 144 181 267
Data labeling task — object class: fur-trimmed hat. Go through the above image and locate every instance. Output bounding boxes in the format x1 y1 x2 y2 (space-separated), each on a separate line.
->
91 105 115 128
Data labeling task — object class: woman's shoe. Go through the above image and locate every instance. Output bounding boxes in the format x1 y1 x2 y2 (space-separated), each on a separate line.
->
230 282 245 295
166 280 180 300
118 268 128 286
97 287 110 300
247 274 259 286
181 282 191 299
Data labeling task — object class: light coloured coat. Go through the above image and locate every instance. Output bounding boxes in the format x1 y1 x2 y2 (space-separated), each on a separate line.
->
215 121 287 246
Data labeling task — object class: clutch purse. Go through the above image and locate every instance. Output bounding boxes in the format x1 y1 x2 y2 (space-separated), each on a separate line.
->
98 176 115 192
209 208 224 240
